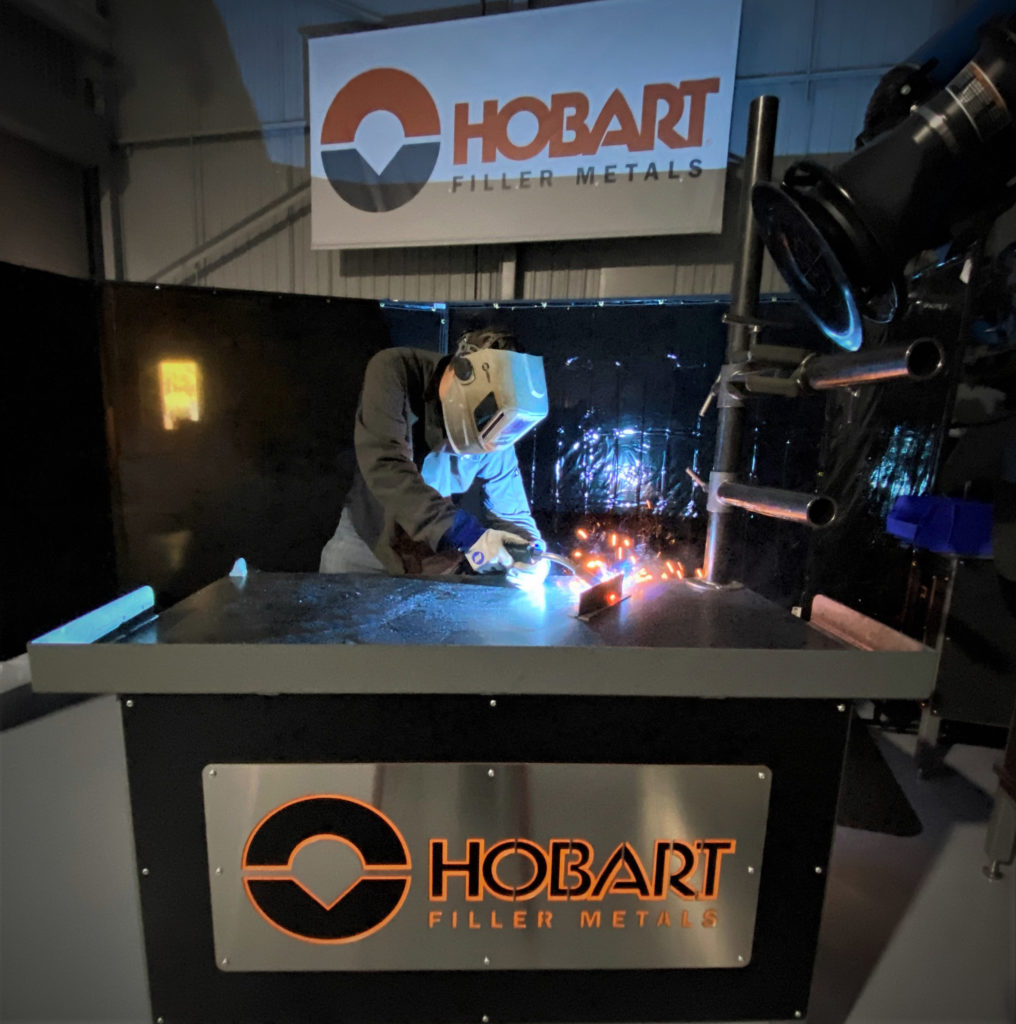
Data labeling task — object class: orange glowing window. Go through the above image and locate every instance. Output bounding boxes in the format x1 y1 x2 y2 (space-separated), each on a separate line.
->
159 360 201 431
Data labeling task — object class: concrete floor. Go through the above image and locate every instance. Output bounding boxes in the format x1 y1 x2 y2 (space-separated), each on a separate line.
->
1 696 1013 1024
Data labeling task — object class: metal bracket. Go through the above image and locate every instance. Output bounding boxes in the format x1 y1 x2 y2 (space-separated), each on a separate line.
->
717 364 747 409
707 472 736 514
722 311 802 333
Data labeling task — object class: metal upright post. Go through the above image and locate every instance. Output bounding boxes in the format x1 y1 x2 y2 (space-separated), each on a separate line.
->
702 95 779 584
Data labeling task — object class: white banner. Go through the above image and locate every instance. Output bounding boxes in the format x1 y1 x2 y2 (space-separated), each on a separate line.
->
309 0 742 249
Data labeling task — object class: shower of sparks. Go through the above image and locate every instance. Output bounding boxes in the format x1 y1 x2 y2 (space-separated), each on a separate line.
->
561 524 699 590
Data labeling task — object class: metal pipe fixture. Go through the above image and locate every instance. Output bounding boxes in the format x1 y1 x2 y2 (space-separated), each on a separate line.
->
714 481 837 528
703 95 779 584
801 338 944 390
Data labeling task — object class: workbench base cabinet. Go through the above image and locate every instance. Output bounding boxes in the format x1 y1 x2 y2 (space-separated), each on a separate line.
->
122 694 849 1023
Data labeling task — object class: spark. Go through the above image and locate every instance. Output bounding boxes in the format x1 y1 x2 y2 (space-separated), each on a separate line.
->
576 528 589 540
694 567 704 579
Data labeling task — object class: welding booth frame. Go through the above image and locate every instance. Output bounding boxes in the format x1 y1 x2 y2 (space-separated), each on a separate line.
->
28 569 936 1024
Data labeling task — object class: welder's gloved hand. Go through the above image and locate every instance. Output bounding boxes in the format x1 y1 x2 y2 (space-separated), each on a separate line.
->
466 529 529 573
506 554 550 589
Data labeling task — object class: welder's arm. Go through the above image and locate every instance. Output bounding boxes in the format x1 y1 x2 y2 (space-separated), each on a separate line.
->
476 447 549 585
477 447 543 545
355 351 482 554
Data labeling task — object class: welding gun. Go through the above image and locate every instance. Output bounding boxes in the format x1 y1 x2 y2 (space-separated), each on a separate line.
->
501 540 553 587
504 541 542 564
504 542 598 584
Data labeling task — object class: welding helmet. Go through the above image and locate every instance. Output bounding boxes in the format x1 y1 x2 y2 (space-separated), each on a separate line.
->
439 330 548 455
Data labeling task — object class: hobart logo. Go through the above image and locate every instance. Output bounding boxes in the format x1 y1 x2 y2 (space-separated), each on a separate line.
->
453 79 720 164
242 795 411 943
320 68 440 213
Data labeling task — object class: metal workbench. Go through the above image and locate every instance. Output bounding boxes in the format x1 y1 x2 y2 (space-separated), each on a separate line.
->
29 572 937 1024
30 570 935 700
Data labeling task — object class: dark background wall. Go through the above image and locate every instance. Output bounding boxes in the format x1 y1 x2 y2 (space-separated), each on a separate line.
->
102 282 391 606
2 261 117 660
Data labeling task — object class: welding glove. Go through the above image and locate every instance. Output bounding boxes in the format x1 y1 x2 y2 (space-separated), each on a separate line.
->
466 529 529 573
506 555 550 589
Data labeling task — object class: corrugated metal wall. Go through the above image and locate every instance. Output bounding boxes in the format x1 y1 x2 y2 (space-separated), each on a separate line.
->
109 0 975 302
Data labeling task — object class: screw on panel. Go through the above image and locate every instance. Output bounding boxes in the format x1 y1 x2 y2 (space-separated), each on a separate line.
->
483 956 491 966
747 866 755 874
141 868 150 876
482 1017 490 1023
156 1018 164 1023
814 866 823 875
221 957 230 966
125 699 134 708
489 699 497 708
208 768 217 777
215 866 223 875
836 703 847 713
794 1012 803 1019
757 771 766 780
488 769 495 778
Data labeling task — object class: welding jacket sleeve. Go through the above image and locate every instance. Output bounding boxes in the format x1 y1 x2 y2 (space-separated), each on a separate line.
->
354 350 468 556
476 447 543 546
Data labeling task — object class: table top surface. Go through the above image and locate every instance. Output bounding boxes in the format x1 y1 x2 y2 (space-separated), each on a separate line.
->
27 572 938 699
118 571 844 651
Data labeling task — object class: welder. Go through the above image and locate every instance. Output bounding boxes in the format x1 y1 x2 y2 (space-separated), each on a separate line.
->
319 327 550 585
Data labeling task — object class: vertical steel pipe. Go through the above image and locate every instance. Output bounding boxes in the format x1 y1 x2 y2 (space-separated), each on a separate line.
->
703 95 779 584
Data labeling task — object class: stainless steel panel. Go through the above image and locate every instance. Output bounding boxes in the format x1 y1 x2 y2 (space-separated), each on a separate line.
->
203 762 771 972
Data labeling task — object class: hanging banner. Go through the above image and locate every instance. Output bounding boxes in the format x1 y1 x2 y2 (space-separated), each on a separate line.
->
308 0 742 249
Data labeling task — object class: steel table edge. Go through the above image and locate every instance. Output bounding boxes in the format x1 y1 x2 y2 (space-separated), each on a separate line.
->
27 642 938 700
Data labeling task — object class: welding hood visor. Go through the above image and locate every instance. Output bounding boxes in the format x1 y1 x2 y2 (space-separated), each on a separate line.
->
439 349 548 455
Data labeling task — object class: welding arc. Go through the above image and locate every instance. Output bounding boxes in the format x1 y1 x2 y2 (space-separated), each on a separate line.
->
538 552 601 585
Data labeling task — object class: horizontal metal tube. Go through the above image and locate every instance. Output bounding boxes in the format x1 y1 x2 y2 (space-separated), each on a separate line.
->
716 482 837 528
802 338 944 390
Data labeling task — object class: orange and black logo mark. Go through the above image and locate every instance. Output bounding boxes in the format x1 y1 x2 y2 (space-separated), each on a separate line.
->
242 795 411 944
